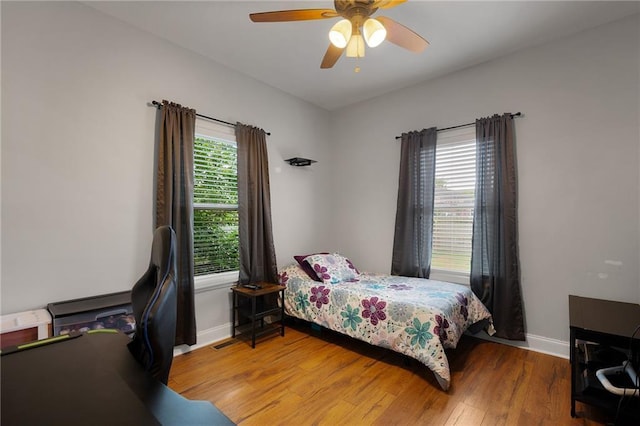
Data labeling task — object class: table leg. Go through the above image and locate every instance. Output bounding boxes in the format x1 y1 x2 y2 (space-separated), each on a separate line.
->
251 296 256 349
570 327 576 418
232 293 237 338
280 289 285 337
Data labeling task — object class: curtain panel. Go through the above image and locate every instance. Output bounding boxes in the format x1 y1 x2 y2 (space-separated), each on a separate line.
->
470 113 525 340
235 123 278 284
391 127 437 278
155 100 197 346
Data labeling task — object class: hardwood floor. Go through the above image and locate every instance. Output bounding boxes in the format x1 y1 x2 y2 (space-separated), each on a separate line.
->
169 321 612 425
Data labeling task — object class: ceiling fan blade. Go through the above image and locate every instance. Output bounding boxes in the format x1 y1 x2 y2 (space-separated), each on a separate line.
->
250 9 338 22
321 44 344 69
376 16 429 53
374 0 407 9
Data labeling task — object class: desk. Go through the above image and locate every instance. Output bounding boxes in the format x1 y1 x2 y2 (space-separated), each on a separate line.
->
569 295 640 420
1 331 235 426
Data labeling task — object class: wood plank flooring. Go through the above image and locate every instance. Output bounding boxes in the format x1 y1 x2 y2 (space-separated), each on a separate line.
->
169 321 613 425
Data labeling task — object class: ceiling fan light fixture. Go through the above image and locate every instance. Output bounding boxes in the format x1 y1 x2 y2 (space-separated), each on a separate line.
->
249 1 426 69
363 18 386 47
346 34 365 58
329 19 352 48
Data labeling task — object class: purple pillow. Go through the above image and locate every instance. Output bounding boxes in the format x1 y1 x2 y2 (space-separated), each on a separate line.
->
293 253 328 282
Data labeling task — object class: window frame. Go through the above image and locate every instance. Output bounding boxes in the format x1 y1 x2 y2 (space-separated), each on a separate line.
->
429 126 476 286
192 119 240 291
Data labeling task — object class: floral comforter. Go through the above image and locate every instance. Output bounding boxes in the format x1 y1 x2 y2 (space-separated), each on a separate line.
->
278 264 495 390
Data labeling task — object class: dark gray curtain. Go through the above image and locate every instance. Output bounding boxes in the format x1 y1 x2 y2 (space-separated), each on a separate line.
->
470 113 525 340
235 123 278 284
391 128 437 278
155 100 197 346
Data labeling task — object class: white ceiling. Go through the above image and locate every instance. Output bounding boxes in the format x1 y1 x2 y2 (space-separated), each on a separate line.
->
85 1 639 111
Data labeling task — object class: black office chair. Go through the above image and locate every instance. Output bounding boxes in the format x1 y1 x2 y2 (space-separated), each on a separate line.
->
128 225 178 385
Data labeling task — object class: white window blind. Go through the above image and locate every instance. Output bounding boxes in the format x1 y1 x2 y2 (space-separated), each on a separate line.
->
193 121 239 276
431 126 476 278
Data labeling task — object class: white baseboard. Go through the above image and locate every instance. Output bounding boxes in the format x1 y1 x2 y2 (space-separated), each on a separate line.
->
173 322 232 356
471 331 570 359
174 323 571 360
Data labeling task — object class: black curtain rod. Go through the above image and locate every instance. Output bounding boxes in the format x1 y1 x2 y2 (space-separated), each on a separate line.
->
395 112 522 140
151 100 271 136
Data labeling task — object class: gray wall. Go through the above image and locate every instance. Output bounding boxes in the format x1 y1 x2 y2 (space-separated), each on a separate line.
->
328 14 640 348
1 1 334 341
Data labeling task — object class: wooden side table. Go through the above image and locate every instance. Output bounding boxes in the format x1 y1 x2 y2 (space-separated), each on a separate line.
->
231 282 285 348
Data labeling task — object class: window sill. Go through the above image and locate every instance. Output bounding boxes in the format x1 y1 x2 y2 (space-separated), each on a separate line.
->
429 269 469 286
194 270 239 293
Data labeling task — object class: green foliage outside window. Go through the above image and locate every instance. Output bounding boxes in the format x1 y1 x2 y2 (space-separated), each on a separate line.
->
193 136 239 276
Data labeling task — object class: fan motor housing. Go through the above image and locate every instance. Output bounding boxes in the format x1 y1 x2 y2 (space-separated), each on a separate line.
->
335 0 378 20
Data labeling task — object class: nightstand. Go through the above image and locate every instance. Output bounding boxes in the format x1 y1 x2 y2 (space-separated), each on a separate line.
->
231 282 285 348
569 295 640 421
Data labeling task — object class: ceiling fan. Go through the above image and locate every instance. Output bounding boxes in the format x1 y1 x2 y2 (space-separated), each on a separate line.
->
249 0 429 69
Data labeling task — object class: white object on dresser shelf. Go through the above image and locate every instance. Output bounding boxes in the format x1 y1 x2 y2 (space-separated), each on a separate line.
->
596 360 639 397
0 309 52 340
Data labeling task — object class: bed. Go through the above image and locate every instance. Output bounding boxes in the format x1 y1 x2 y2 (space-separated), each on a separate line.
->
278 253 495 391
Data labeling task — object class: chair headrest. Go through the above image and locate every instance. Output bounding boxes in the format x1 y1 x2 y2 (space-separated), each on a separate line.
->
151 225 176 276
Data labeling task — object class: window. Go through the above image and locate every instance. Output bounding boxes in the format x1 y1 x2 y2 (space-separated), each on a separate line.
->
431 126 476 283
193 120 239 277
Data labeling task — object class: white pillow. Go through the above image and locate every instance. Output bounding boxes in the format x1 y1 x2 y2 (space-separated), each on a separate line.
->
303 253 360 284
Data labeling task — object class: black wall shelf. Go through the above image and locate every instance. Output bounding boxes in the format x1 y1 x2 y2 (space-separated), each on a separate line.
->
285 157 316 167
